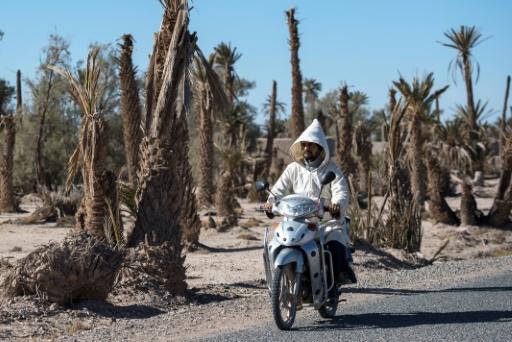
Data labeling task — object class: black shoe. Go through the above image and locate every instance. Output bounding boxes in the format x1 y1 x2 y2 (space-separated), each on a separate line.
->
347 267 357 284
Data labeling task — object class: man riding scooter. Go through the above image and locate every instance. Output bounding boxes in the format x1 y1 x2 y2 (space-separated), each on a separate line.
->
263 119 357 290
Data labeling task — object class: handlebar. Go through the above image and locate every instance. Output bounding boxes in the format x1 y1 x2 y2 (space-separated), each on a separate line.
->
259 204 340 219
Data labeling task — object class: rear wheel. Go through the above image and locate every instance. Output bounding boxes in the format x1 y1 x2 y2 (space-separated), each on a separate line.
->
271 264 300 330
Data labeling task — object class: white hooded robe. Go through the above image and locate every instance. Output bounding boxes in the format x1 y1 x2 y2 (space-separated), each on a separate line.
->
268 119 350 216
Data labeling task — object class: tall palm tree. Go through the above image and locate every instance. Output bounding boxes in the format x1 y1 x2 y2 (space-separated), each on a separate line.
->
303 78 322 125
500 75 511 156
442 25 487 174
262 80 286 179
337 85 357 177
0 76 16 212
194 55 216 208
49 48 109 238
118 34 143 185
287 7 305 139
393 73 448 205
213 42 240 106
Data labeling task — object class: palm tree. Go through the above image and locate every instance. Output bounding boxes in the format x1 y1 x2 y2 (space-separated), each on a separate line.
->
129 0 197 251
442 25 487 175
49 48 109 238
499 75 510 156
118 34 143 185
393 73 448 205
213 42 241 107
194 55 216 208
262 80 286 179
303 78 322 125
336 85 357 177
287 7 305 139
354 119 375 195
485 135 512 226
0 76 16 212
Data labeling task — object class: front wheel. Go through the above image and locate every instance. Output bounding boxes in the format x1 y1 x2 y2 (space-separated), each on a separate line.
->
271 264 300 330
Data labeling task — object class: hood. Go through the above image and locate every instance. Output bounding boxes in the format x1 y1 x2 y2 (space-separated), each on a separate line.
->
289 119 330 168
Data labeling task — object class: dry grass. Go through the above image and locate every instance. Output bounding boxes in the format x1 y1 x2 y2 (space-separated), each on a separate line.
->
67 320 91 334
239 218 261 229
236 233 259 241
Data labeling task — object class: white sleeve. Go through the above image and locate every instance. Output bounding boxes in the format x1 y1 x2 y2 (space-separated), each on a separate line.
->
267 163 294 203
330 165 350 216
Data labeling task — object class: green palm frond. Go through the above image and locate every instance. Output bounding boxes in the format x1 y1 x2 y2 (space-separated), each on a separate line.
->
441 25 490 84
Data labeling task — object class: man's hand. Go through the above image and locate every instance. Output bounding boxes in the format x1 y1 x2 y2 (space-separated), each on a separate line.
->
262 202 273 213
328 203 340 217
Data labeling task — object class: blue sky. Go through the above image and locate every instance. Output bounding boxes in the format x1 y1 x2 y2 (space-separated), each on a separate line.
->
1 1 511 125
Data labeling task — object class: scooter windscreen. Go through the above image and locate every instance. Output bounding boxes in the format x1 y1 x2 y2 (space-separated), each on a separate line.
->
275 194 319 218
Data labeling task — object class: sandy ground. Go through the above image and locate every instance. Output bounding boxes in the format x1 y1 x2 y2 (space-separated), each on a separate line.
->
0 177 511 341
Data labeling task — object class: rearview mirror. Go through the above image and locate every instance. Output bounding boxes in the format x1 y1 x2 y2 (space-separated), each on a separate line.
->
320 171 336 185
255 180 269 192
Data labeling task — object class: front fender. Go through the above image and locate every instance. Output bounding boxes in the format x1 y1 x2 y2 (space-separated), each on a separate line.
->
273 248 304 273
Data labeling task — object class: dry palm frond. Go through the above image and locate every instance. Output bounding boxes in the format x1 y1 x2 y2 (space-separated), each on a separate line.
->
3 232 123 304
48 48 103 193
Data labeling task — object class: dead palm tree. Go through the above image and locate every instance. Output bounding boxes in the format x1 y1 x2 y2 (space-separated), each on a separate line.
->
442 25 488 175
194 55 216 208
118 34 143 185
0 76 16 212
499 75 510 157
287 7 305 139
393 73 448 205
49 48 109 238
337 85 357 177
354 119 375 195
263 80 284 179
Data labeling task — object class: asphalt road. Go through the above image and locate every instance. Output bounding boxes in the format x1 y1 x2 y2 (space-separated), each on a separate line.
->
200 270 512 342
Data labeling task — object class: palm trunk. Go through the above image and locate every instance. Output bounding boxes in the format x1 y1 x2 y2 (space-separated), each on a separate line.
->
119 34 143 184
263 80 277 179
196 86 214 208
287 7 305 139
462 53 484 176
500 76 511 156
215 170 233 217
175 108 201 250
426 155 459 225
77 118 109 237
486 138 512 226
354 122 372 194
0 70 20 212
0 116 16 212
409 112 427 205
337 85 356 176
460 181 478 225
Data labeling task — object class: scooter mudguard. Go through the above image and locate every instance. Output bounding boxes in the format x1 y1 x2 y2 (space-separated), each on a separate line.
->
273 248 304 273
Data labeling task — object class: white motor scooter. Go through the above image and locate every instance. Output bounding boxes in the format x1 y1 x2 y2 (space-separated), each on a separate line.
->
256 171 353 330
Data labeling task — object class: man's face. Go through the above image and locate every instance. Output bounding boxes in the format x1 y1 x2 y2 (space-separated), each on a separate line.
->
301 142 321 162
